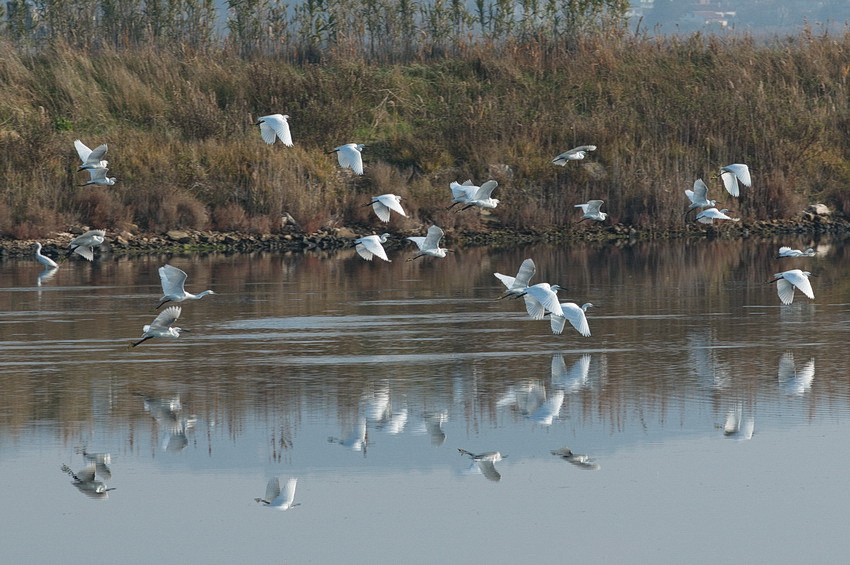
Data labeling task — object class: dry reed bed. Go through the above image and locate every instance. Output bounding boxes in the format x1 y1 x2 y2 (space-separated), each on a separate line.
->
1 29 850 240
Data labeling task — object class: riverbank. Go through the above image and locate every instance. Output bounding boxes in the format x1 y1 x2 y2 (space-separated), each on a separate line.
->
2 210 847 260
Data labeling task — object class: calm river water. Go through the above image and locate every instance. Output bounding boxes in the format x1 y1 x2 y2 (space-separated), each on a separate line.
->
2 237 850 564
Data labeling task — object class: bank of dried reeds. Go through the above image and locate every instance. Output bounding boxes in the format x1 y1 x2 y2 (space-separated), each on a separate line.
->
2 24 850 238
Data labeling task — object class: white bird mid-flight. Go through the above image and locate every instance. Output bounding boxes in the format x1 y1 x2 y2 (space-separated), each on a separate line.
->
256 114 293 146
329 143 366 175
518 283 566 320
575 199 607 221
719 163 751 197
82 167 116 186
552 145 597 165
365 193 406 222
67 229 106 261
157 264 216 309
33 242 58 268
354 233 392 262
695 207 739 224
74 139 108 171
684 178 716 213
457 180 499 211
766 269 815 305
777 246 816 258
255 477 299 510
447 179 476 209
132 306 188 347
494 258 536 299
550 302 595 337
406 225 451 260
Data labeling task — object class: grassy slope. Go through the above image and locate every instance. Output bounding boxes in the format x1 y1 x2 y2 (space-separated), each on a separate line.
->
2 30 850 239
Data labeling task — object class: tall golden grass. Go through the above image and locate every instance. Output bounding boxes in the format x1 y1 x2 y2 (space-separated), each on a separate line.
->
1 23 849 238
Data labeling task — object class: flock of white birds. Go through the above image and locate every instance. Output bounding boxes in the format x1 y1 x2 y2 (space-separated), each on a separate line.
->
31 120 816 345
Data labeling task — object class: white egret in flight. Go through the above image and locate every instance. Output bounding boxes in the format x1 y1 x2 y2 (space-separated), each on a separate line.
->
67 229 106 261
82 167 116 186
518 283 566 320
684 178 716 214
255 477 299 510
695 207 739 224
329 143 366 174
457 180 499 211
719 163 751 197
255 114 293 146
131 306 187 347
575 200 607 221
406 225 451 260
458 449 506 482
550 302 595 337
156 264 216 309
365 193 406 222
766 269 814 305
552 145 597 165
494 258 536 299
354 233 392 262
33 242 58 268
447 179 475 209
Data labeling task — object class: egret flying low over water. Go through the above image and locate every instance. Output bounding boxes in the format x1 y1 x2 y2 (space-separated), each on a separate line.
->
719 163 751 197
458 449 506 482
457 180 499 211
777 246 816 258
766 269 814 305
365 193 406 222
494 258 536 299
447 179 475 209
552 145 597 165
256 114 293 146
551 447 600 470
74 139 108 171
550 302 595 337
518 283 566 320
575 200 607 221
329 143 366 175
695 207 739 224
82 167 116 186
684 178 716 214
67 229 106 261
354 233 392 262
132 306 187 347
255 477 299 510
33 242 58 268
156 264 216 309
406 225 451 260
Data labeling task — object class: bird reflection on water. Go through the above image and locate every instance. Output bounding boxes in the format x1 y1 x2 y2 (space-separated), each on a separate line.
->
255 477 299 511
458 449 506 482
139 395 196 453
61 463 115 499
777 352 815 396
551 447 601 471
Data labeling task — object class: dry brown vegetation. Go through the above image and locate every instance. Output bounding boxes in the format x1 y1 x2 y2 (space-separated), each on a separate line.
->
2 22 850 239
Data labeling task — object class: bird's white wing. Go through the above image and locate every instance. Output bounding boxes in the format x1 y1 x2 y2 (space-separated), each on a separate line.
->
265 477 281 502
472 180 498 200
572 145 597 152
150 306 181 330
422 226 444 250
494 273 515 289
720 170 740 197
575 203 589 212
724 164 751 186
87 167 110 182
696 209 717 224
524 285 563 317
550 314 567 335
357 237 389 261
724 406 742 435
74 139 92 162
550 353 568 381
786 271 814 299
692 178 709 201
513 258 535 288
159 264 188 295
406 236 426 250
337 146 364 174
259 121 278 145
86 143 108 164
777 352 796 382
450 182 477 200
775 277 796 304
585 200 604 216
73 245 95 261
477 460 501 482
778 246 792 256
796 358 816 388
280 477 297 508
559 303 591 337
75 465 97 482
371 201 391 222
523 294 547 320
377 194 407 217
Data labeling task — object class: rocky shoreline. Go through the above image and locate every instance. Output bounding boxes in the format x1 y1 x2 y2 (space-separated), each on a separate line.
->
2 212 848 259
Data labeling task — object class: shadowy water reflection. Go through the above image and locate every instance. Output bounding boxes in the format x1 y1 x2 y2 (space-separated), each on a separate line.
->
2 236 850 563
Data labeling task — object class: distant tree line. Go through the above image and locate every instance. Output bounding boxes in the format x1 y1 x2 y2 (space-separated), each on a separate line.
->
1 0 629 59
